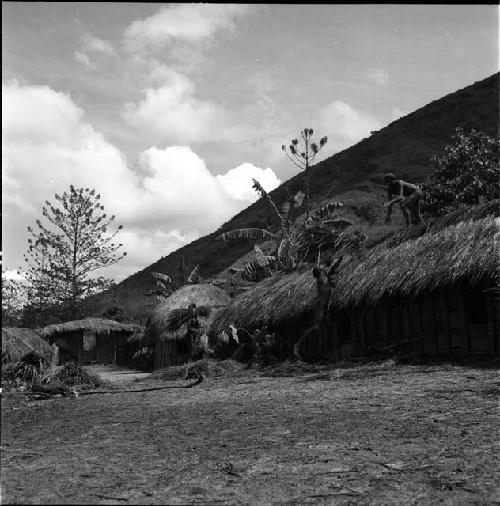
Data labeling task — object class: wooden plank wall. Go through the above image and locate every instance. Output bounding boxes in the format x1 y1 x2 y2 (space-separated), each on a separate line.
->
330 285 498 361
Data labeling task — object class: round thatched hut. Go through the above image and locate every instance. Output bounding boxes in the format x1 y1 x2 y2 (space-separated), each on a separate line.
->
145 283 231 369
2 327 53 365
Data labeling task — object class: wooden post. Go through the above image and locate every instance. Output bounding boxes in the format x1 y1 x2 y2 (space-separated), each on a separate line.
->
78 332 83 364
485 292 498 356
431 293 439 356
351 311 358 354
381 303 389 346
397 301 405 342
443 290 452 356
416 296 423 353
457 287 470 356
113 333 117 365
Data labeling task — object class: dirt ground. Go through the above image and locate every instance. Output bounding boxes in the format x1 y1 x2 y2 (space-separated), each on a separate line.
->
2 360 499 505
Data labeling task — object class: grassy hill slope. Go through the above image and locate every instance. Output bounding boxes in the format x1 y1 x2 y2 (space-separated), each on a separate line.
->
85 73 499 321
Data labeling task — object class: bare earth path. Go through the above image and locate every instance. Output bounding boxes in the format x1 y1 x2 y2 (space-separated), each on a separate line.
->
82 364 152 385
2 362 499 505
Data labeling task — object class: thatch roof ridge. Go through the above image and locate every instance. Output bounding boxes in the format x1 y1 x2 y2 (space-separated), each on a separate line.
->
2 327 53 364
146 283 232 342
332 216 499 308
37 318 141 337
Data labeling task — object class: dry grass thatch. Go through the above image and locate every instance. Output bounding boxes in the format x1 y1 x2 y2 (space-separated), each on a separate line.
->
210 216 499 336
333 216 499 309
145 283 232 342
37 318 141 338
2 327 53 364
209 269 316 337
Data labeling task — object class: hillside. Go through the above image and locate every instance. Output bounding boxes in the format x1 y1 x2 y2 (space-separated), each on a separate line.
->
85 73 499 321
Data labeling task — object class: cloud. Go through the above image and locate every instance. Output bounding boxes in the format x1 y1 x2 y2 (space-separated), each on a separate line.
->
217 163 281 202
75 32 116 69
2 80 280 281
318 101 382 152
367 68 390 86
122 69 221 144
391 107 405 120
124 4 249 53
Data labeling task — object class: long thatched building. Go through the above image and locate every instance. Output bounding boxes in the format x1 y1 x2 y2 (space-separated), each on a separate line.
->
37 318 141 366
145 283 231 369
210 214 500 361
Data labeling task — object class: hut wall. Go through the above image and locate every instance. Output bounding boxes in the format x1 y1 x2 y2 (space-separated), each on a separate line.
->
329 283 498 360
155 337 193 369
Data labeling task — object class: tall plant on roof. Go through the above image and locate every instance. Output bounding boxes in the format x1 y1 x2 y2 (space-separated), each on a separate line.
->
282 128 328 217
218 178 349 275
22 186 127 321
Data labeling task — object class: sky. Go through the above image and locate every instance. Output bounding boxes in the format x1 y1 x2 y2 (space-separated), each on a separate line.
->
2 3 499 282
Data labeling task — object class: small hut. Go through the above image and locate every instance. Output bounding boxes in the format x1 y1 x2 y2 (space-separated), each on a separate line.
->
145 283 231 369
37 318 141 366
1 327 53 365
209 270 317 359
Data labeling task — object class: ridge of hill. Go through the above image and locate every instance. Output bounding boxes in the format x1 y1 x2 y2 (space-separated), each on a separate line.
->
85 73 499 321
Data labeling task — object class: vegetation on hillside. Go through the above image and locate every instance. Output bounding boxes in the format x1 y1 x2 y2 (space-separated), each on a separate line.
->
423 128 500 216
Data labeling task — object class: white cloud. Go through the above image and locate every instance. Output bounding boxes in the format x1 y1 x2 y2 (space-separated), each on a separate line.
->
124 4 249 53
368 68 390 86
74 51 95 69
122 69 221 144
318 101 382 151
217 163 281 202
75 32 116 69
391 107 405 120
2 80 280 281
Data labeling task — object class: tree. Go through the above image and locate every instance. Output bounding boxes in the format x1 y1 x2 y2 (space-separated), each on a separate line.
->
1 269 27 326
22 186 127 321
282 128 328 216
423 128 500 216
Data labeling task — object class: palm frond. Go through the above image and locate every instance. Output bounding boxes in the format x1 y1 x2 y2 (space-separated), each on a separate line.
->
152 272 173 284
217 228 277 243
187 265 201 284
164 308 192 333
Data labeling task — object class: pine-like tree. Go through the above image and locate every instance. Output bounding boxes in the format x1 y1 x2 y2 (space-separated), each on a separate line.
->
22 186 127 321
282 128 328 216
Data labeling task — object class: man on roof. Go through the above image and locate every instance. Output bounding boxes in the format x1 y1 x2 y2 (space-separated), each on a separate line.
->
384 173 423 226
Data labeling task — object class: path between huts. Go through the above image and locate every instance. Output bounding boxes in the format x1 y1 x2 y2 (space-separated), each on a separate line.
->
83 364 152 385
2 360 499 505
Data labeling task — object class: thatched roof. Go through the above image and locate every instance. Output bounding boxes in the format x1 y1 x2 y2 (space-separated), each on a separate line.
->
210 216 499 336
145 283 232 342
37 318 141 338
333 216 499 309
2 327 53 364
209 269 316 337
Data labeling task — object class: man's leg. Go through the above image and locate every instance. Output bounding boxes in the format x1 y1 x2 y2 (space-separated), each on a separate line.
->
399 202 410 226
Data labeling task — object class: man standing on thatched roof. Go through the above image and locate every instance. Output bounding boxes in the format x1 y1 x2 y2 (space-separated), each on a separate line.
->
384 173 423 226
